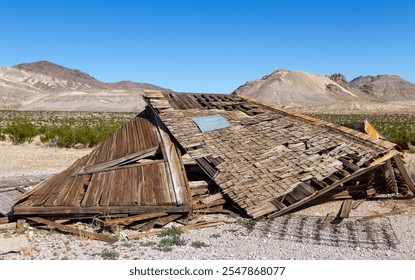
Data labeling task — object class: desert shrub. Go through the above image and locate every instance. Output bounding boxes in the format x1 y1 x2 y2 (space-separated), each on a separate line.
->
0 129 5 141
3 119 38 144
100 249 120 260
39 122 122 148
191 241 209 248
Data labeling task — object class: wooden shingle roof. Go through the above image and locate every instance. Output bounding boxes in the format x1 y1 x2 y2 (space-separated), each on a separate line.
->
144 91 415 218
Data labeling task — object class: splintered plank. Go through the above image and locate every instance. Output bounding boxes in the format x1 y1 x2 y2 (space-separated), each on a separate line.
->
45 177 78 206
152 113 189 206
114 125 129 159
141 165 157 206
98 170 116 206
82 146 159 174
43 178 74 207
81 172 106 207
108 170 123 206
319 212 335 230
393 154 415 194
61 176 88 207
154 214 183 227
339 199 353 218
357 208 407 221
103 212 168 226
127 220 229 240
28 217 117 243
152 162 175 205
0 222 17 231
382 160 399 194
268 165 380 218
370 150 400 167
134 167 144 205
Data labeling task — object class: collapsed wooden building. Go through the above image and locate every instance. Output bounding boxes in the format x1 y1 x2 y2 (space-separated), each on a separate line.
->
11 91 415 237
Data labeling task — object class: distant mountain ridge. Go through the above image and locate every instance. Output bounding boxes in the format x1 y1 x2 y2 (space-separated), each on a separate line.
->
349 74 415 101
0 60 167 111
1 60 414 113
234 68 415 113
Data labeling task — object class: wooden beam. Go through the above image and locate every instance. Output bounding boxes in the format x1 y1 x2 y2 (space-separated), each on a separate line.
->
339 199 353 218
127 220 231 240
370 150 400 167
392 154 415 194
0 222 17 231
27 217 117 243
13 204 192 215
80 146 159 175
103 212 168 226
319 212 335 230
382 160 399 193
154 214 183 227
268 165 379 218
357 208 407 221
151 113 187 206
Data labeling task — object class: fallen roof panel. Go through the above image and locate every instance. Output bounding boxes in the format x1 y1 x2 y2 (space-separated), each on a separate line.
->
144 91 413 219
13 109 192 216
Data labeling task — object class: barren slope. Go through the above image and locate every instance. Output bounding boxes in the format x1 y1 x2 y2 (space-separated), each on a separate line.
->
350 74 415 101
0 61 166 112
233 69 362 108
234 69 415 114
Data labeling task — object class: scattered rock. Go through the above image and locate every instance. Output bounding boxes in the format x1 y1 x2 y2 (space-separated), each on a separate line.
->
0 235 30 255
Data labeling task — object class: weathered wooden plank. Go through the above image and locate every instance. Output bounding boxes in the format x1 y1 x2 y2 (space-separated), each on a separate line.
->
28 217 117 243
339 199 353 218
382 160 399 194
98 170 116 206
370 150 400 167
81 146 159 175
154 214 183 227
127 220 230 240
268 165 380 218
393 154 415 194
13 204 192 215
103 212 168 226
0 222 16 231
81 172 104 207
200 193 224 204
151 113 188 206
357 208 407 221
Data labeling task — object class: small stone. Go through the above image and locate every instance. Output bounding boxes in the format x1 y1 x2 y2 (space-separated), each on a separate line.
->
0 236 30 255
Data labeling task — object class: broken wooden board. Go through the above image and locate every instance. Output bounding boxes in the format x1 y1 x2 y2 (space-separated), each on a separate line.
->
27 217 118 243
339 199 353 219
127 220 231 240
103 212 168 227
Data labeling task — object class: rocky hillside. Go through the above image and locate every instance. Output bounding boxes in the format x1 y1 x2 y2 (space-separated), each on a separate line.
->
233 69 363 108
349 74 415 101
0 61 166 112
234 69 415 113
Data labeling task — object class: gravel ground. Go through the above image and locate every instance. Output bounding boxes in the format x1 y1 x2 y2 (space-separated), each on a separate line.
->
1 142 415 260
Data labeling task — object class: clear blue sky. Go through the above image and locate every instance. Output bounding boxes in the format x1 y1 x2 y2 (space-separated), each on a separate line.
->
1 0 414 93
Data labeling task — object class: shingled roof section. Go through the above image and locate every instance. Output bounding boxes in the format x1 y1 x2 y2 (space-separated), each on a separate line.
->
144 91 415 219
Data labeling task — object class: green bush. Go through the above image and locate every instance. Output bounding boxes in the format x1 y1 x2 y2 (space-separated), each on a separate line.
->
4 119 38 144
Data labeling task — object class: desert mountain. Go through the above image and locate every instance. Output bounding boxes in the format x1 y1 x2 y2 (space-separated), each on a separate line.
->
349 74 415 101
234 69 415 114
233 69 362 107
0 61 166 112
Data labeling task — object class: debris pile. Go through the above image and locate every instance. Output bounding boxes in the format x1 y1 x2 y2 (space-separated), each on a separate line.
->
1 91 414 242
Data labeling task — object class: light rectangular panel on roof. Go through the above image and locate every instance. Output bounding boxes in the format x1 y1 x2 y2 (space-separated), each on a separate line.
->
192 114 231 132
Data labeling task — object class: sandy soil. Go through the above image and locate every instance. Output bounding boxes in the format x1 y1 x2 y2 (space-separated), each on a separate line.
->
0 141 93 180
